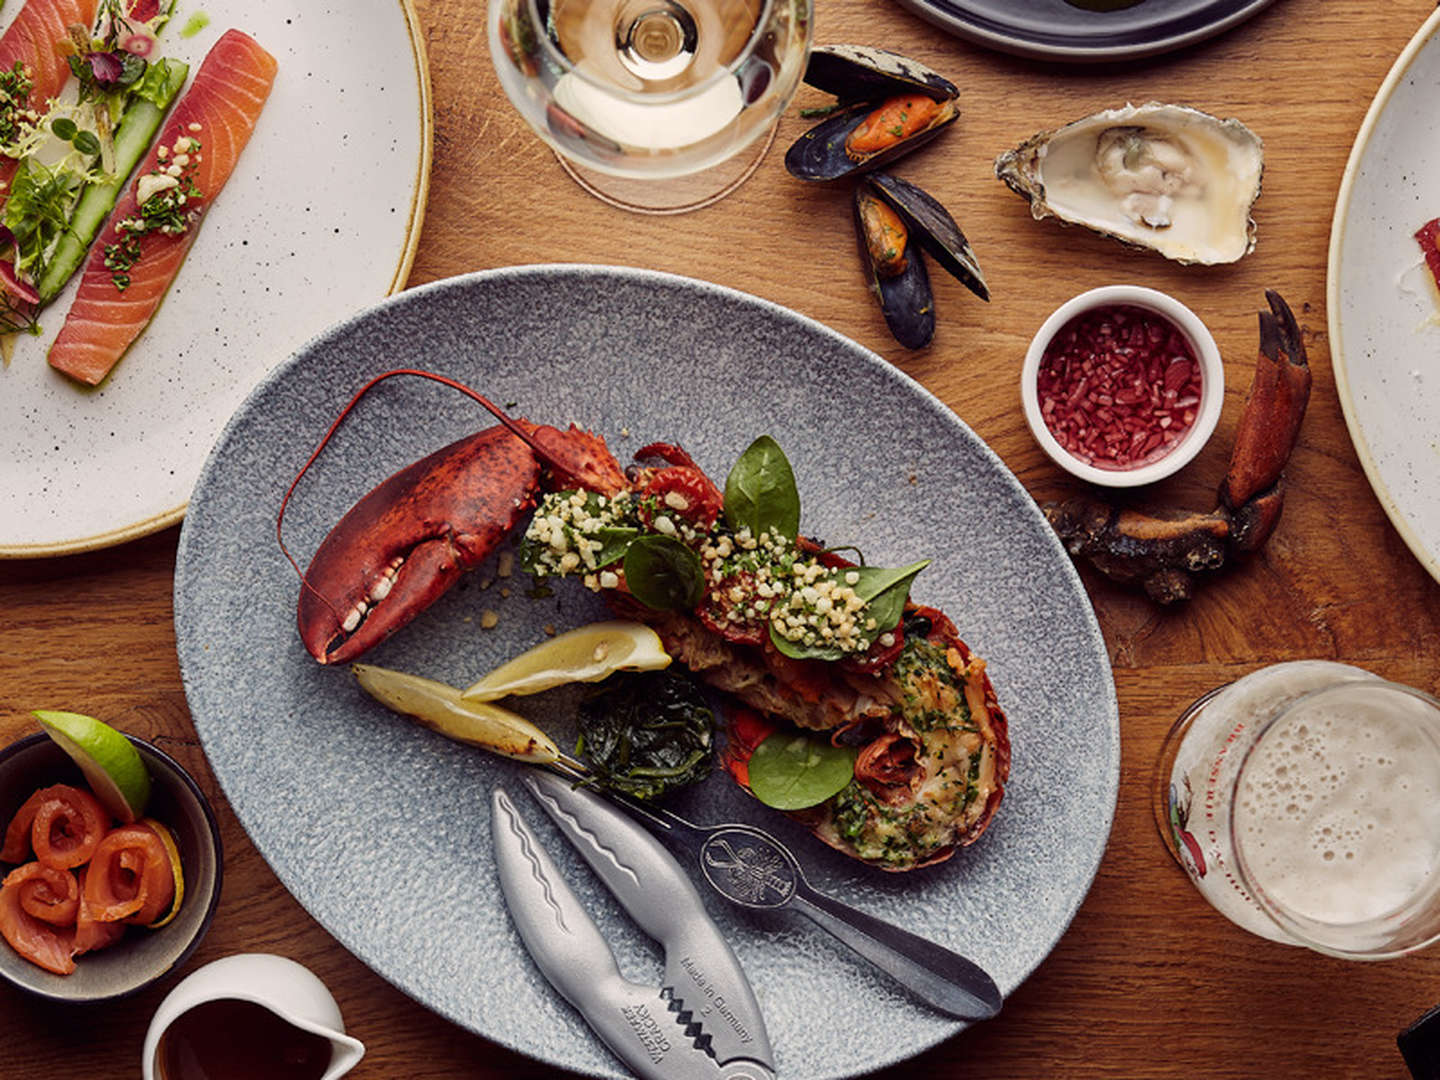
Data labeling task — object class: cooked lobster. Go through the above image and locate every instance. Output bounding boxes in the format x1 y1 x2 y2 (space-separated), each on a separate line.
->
281 371 1009 871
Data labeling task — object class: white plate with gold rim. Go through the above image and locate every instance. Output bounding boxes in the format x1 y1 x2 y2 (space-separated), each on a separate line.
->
1328 6 1440 584
0 0 430 558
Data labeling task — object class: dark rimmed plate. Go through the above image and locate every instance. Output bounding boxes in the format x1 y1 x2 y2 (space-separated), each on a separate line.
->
173 266 1119 1079
892 0 1280 62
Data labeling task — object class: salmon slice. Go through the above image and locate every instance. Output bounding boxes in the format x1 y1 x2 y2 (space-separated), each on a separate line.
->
0 865 76 974
48 28 277 384
1 783 108 868
0 0 101 194
83 821 173 924
72 866 125 955
4 860 79 926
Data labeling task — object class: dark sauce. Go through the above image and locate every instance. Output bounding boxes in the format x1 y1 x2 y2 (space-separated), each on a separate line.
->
156 999 333 1080
1064 0 1147 9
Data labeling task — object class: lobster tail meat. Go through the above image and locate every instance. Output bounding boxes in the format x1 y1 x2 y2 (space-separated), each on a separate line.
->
711 605 1009 871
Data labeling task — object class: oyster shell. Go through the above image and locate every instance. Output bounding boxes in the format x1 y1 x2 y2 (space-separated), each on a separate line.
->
994 102 1264 265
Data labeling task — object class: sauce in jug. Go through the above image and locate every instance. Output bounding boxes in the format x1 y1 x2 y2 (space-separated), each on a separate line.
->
156 998 333 1080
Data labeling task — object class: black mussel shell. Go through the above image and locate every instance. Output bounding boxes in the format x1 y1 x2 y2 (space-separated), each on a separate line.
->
804 45 959 104
867 172 989 302
854 187 934 349
786 97 958 182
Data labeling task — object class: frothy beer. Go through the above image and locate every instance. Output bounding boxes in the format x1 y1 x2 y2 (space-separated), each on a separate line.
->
1164 661 1440 955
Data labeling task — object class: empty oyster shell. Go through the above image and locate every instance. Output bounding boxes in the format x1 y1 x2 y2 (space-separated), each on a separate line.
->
994 102 1264 265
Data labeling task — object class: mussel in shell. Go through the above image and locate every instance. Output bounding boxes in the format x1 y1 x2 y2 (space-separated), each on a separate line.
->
855 172 989 349
787 45 960 182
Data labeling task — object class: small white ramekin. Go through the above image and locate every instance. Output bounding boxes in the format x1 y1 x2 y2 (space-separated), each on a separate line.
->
1021 285 1225 488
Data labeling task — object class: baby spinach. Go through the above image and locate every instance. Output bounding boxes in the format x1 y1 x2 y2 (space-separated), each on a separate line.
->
769 558 930 661
624 534 704 611
747 731 857 810
723 435 800 542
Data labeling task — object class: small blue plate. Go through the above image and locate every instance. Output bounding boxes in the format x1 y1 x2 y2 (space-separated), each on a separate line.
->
174 266 1118 1079
891 0 1280 62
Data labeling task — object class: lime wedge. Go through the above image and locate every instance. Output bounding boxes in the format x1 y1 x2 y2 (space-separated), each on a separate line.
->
33 710 151 824
462 621 671 702
353 664 561 764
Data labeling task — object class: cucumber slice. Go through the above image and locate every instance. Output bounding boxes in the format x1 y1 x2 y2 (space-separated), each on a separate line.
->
36 58 189 303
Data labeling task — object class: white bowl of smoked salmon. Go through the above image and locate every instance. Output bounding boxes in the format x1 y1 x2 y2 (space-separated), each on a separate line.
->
0 726 222 1002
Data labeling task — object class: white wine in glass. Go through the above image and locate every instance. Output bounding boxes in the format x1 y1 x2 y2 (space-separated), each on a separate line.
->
490 0 812 212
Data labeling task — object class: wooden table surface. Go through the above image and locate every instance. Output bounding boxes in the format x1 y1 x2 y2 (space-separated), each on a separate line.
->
5 0 1440 1075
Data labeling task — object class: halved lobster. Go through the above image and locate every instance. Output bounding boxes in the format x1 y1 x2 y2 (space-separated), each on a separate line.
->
281 370 1009 871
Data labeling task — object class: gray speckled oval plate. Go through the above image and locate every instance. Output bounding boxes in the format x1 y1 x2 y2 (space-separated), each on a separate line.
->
174 266 1118 1080
0 0 430 558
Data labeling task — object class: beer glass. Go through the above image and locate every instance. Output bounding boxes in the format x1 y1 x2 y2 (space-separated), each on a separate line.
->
1155 661 1440 959
489 0 811 213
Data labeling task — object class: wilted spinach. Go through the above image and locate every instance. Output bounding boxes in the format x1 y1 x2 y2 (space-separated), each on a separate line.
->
577 670 715 800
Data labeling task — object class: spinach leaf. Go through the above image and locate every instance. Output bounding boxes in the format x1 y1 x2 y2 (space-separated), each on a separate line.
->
769 558 930 661
623 535 705 611
578 670 714 800
747 731 857 810
724 435 800 542
589 526 639 569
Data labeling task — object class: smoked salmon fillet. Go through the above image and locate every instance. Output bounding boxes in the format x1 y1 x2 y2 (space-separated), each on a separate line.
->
48 28 277 385
0 0 100 194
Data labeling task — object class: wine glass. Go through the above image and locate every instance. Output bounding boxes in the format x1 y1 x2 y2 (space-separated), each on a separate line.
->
489 0 812 213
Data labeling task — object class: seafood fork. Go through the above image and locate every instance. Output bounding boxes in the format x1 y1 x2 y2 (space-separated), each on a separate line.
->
525 764 1004 1023
491 781 777 1080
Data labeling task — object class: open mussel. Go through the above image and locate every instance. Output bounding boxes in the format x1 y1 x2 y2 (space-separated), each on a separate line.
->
855 172 989 349
787 45 959 182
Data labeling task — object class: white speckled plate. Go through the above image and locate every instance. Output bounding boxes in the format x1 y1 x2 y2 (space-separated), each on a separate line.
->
1328 7 1440 585
174 266 1119 1080
0 0 430 558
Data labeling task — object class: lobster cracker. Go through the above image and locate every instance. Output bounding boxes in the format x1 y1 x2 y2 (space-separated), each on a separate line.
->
490 778 777 1080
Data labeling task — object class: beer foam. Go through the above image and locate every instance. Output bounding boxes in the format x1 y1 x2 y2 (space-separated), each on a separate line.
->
1235 697 1440 926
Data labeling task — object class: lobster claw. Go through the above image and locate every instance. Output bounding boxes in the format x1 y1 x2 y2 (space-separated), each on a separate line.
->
285 370 634 665
298 427 543 664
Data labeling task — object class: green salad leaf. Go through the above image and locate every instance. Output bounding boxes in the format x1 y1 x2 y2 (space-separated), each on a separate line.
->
769 558 930 661
623 534 705 611
747 731 857 810
723 435 800 542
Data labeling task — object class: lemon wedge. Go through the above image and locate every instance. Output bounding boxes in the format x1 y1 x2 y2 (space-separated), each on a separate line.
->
33 710 151 824
354 664 561 764
141 817 186 928
462 621 671 702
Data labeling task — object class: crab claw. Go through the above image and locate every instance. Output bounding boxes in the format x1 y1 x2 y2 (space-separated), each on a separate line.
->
1219 289 1311 515
298 426 542 664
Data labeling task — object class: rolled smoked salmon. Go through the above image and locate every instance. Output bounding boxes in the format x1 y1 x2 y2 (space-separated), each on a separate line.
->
0 782 107 868
5 860 78 925
0 0 101 194
83 821 173 924
0 864 76 974
48 28 277 384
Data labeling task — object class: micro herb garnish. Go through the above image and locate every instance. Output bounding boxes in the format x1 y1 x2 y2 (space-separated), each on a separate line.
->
105 141 203 290
0 61 33 148
68 0 153 103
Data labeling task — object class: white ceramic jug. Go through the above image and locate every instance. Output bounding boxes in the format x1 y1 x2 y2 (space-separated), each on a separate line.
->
142 953 365 1080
